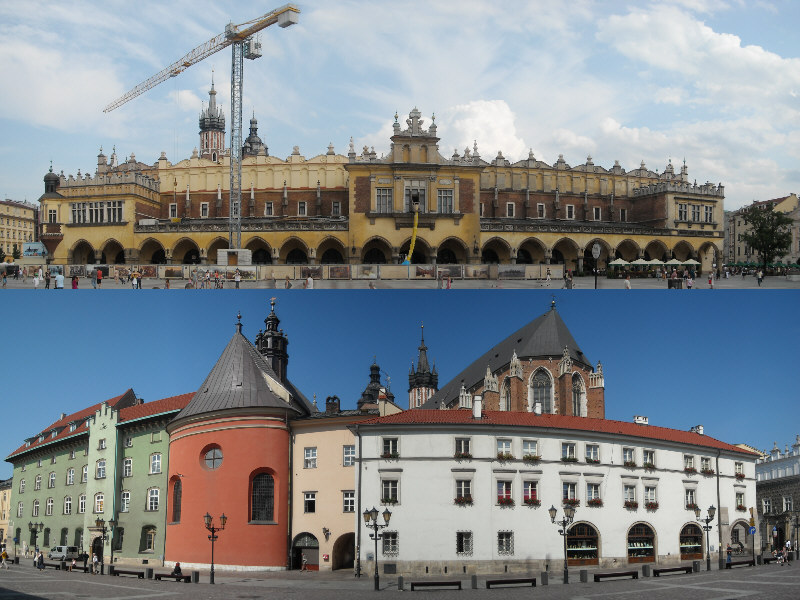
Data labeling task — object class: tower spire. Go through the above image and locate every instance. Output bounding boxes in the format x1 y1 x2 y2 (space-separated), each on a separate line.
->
408 322 438 408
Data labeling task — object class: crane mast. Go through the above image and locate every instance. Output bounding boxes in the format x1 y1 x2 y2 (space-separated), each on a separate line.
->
103 4 300 252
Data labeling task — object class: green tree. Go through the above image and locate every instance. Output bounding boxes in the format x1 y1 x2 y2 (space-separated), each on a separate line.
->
11 243 20 259
740 204 792 271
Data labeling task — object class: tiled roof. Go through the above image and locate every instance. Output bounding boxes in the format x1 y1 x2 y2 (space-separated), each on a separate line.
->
353 410 758 456
422 307 590 409
118 393 193 423
5 389 136 460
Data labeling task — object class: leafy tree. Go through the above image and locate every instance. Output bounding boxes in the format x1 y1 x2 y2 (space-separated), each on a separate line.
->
740 204 793 271
11 244 20 260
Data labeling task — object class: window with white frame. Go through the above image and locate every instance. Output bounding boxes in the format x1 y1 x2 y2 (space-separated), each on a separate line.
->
121 491 130 513
736 492 745 508
644 486 657 503
438 189 454 213
169 204 177 218
46 498 54 516
566 205 575 219
497 480 512 503
524 480 538 502
34 475 41 490
685 489 696 507
32 500 39 517
587 482 600 501
455 437 471 457
376 188 393 213
684 455 695 469
123 458 132 477
96 460 106 479
701 457 711 471
382 480 398 504
69 449 76 458
304 492 316 513
343 445 356 467
623 447 635 464
678 203 687 220
456 531 473 555
562 442 576 459
497 438 512 456
19 479 25 493
94 493 104 513
522 439 537 458
506 202 515 218
537 203 545 218
145 529 156 551
585 444 599 462
763 498 772 513
593 207 601 220
624 484 637 503
735 462 744 475
704 205 713 223
81 465 88 483
17 501 23 517
99 438 106 450
382 438 398 457
201 203 209 218
48 472 55 488
265 202 274 216
643 450 655 467
78 494 86 514
563 482 577 500
497 531 514 555
784 496 793 512
456 479 472 501
297 201 307 216
343 491 355 513
150 453 161 474
382 532 398 556
304 447 317 469
147 488 159 511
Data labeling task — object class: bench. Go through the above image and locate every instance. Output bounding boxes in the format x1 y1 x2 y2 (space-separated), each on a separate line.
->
763 556 777 564
112 569 145 578
66 565 90 573
725 559 755 569
653 566 692 577
594 570 638 582
40 562 62 570
409 580 462 591
154 573 191 583
486 577 536 588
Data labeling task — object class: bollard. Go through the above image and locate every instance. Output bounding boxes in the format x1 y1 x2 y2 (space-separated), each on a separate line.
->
191 570 199 584
397 575 404 591
541 571 549 586
145 567 154 579
60 560 66 571
109 565 115 576
692 560 701 573
756 555 763 565
14 557 19 565
580 569 588 583
642 564 651 577
471 574 477 589
100 564 105 575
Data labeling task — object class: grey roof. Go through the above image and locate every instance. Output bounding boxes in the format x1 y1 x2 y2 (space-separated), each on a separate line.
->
421 306 591 409
172 327 313 423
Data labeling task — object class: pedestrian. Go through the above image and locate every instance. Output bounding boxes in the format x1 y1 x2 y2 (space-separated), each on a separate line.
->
164 278 170 290
757 269 763 287
437 273 443 289
33 273 39 290
726 544 732 566
171 562 183 576
114 269 120 285
306 274 314 289
624 275 631 290
285 276 292 289
36 552 44 571
71 275 79 289
708 273 714 289
2 272 6 288
545 267 551 287
69 557 76 572
92 553 99 575
55 270 65 289
22 266 27 283
301 551 308 572
235 268 241 289
96 268 102 288
687 276 693 289
90 270 97 289
446 275 452 289
269 271 276 289
44 269 51 289
81 551 89 570
1 547 9 569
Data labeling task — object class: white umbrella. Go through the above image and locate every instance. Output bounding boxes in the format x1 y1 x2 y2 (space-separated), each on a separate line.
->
665 258 682 265
683 259 700 265
649 259 665 266
608 258 629 266
631 258 650 265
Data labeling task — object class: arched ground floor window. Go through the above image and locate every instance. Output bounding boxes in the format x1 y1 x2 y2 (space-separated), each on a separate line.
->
627 523 655 563
567 522 598 566
680 524 703 560
291 532 319 570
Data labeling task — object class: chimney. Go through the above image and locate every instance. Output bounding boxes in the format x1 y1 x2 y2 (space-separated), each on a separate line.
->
690 425 704 435
60 413 66 421
633 415 648 425
472 395 482 419
325 395 340 414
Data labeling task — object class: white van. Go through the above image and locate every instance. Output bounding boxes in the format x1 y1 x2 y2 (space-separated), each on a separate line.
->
48 545 79 560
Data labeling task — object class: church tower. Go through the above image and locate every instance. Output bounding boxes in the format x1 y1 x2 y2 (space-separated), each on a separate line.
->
255 299 289 383
199 77 226 161
242 113 268 157
408 324 438 408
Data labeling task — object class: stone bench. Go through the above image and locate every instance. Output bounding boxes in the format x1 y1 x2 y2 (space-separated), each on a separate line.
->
485 577 536 588
594 570 638 582
409 580 462 591
653 566 692 577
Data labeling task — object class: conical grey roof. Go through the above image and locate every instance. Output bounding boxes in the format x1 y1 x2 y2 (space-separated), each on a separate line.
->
422 306 591 409
172 326 312 423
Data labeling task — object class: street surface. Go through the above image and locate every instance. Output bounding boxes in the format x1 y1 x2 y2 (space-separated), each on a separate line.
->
1 561 800 600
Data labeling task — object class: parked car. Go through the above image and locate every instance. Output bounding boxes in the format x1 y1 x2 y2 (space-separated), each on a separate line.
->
48 545 79 560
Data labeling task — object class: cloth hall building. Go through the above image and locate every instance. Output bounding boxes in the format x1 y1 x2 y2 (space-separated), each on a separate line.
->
36 87 724 278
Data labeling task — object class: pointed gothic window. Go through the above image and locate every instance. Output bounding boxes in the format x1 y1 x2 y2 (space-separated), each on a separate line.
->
500 378 511 411
530 369 553 413
572 373 585 417
172 480 182 523
251 473 275 522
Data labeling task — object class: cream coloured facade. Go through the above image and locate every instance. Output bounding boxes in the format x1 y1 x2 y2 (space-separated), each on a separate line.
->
726 194 799 265
0 478 11 549
1 199 37 260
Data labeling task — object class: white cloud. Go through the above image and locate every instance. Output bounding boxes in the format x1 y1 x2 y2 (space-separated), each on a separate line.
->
168 90 202 112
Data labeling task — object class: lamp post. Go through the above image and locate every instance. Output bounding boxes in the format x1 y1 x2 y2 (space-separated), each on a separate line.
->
362 507 392 591
94 518 116 571
28 521 43 550
694 505 716 571
549 504 576 584
793 512 799 561
204 513 227 584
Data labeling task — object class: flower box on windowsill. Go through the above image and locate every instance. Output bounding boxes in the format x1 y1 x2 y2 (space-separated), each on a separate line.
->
381 497 398 505
561 456 579 463
701 468 716 476
454 495 473 506
381 452 400 459
643 462 656 470
624 500 639 510
453 452 472 460
736 504 747 511
585 458 600 464
496 452 514 461
685 502 698 511
623 460 637 468
684 467 697 474
563 498 580 507
497 497 515 507
522 454 541 464
524 497 541 507
587 498 603 507
645 501 659 510
735 473 745 480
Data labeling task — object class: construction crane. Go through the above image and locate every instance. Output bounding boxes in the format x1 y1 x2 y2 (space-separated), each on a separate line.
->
103 4 300 252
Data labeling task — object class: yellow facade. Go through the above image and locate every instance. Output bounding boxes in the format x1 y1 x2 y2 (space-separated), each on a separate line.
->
727 194 798 265
1 200 37 261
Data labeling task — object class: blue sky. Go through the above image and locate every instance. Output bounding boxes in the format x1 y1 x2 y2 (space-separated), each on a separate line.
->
2 0 800 210
1 289 797 479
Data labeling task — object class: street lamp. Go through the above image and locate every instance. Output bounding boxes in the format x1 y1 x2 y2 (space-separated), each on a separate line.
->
28 522 43 550
95 518 116 570
793 512 799 561
362 507 392 591
549 504 576 584
694 505 716 571
204 512 227 584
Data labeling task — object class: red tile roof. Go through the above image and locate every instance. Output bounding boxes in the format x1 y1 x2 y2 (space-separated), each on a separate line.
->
6 389 135 459
118 393 193 423
353 410 758 456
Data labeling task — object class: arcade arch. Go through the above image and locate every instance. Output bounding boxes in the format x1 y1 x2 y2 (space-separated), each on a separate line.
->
317 237 347 264
139 238 166 264
582 239 611 271
206 237 229 265
672 240 694 262
552 238 580 271
614 239 640 262
245 237 272 265
644 240 668 262
399 236 431 264
517 238 546 265
436 237 468 264
69 240 95 265
280 238 309 264
101 239 125 264
172 238 201 265
361 237 393 264
481 237 511 264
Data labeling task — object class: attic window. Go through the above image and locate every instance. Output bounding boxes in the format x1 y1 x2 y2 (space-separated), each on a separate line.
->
25 441 31 447
51 431 57 439
69 424 76 432
38 435 44 442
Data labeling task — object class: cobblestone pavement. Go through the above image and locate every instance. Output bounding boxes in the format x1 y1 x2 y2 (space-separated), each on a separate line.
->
1 273 799 290
2 561 800 600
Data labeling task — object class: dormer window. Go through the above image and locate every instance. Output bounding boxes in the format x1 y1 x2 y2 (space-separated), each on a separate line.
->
51 431 57 439
69 424 76 432
38 435 44 443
